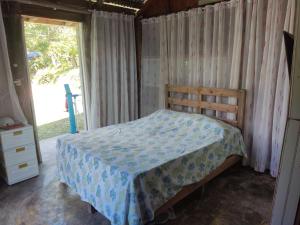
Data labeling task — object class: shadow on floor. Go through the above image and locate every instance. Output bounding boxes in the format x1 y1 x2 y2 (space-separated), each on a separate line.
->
0 136 275 225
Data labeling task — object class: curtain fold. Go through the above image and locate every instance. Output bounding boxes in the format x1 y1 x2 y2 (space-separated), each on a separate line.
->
86 11 137 129
78 19 91 130
141 18 161 116
141 0 295 177
0 4 27 124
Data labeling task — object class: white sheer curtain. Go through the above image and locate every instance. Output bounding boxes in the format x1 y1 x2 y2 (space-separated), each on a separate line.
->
141 18 162 116
0 4 27 124
141 0 295 177
87 11 138 129
251 0 295 176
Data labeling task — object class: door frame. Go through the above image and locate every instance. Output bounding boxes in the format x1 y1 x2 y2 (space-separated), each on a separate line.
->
2 1 90 162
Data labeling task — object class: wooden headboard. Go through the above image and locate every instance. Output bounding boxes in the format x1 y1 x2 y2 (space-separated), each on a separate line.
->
165 85 246 130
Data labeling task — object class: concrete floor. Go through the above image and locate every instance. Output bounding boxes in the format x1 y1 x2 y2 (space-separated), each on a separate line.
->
0 137 275 225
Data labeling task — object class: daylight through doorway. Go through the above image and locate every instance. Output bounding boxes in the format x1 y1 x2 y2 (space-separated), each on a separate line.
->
23 17 85 141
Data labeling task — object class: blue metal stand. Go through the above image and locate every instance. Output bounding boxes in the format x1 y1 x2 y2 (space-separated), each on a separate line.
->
64 84 77 134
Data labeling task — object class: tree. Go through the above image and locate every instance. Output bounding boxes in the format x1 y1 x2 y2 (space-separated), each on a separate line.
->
24 22 79 84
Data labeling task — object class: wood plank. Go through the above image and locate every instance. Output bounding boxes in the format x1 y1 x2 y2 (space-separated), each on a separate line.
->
105 0 144 9
10 0 90 14
23 15 79 26
200 101 238 113
16 3 86 22
199 87 240 97
168 98 199 108
167 85 242 97
155 155 242 216
211 117 238 127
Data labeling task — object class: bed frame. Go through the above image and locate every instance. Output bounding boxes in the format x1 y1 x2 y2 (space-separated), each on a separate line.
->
154 84 246 215
88 84 246 218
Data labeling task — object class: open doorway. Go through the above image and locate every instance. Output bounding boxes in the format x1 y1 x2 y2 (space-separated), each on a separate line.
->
23 16 85 161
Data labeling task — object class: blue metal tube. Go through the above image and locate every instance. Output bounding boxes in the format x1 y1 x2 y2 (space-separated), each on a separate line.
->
64 84 77 134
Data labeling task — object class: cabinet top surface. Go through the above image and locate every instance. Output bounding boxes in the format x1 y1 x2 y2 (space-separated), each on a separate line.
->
0 125 33 134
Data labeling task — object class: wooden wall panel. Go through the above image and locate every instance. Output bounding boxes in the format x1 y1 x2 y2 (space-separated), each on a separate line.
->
138 0 170 18
170 0 198 13
138 0 224 18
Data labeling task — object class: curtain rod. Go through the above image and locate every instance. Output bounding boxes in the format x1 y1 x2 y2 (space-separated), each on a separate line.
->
5 0 91 15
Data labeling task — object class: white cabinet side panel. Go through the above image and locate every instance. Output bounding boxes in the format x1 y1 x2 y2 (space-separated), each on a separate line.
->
271 120 300 225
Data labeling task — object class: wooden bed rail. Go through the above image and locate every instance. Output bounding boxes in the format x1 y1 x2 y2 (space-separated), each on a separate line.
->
165 85 246 130
155 155 242 216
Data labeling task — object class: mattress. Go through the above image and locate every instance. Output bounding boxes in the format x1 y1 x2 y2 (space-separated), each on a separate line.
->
56 110 246 225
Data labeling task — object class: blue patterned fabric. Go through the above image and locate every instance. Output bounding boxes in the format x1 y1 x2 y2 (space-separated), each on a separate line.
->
57 110 246 225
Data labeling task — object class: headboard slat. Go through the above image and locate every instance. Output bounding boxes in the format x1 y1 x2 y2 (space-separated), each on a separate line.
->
199 87 241 97
200 102 238 113
168 98 199 108
165 85 246 130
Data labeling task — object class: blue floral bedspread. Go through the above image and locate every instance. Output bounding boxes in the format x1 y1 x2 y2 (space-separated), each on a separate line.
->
56 110 246 225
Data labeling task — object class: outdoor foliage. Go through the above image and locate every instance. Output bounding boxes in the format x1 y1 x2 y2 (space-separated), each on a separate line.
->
24 22 79 84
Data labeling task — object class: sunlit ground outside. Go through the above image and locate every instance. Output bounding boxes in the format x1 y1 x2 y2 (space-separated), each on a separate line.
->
32 69 84 140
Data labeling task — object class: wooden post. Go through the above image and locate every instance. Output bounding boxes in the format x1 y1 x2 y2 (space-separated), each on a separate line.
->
237 90 246 131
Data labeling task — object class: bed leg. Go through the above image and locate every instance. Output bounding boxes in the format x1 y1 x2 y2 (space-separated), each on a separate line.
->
60 182 68 188
155 207 176 224
88 205 97 214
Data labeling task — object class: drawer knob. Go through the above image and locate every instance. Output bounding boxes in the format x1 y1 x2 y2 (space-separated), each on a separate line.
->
13 130 23 136
19 163 28 169
16 147 25 153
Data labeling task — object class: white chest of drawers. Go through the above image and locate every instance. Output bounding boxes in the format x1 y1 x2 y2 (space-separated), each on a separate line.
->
0 125 39 185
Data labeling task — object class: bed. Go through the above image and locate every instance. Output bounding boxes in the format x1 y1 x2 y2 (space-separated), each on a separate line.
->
56 85 246 225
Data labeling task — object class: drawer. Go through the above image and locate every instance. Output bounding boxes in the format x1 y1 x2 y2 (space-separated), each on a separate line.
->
1 144 37 167
5 159 39 185
1 127 35 150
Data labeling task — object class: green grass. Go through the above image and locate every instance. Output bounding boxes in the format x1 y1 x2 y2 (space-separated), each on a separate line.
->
37 113 85 140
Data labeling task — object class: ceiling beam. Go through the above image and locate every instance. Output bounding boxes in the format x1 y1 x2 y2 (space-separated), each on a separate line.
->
105 0 144 10
6 0 90 14
2 0 138 15
23 15 78 26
